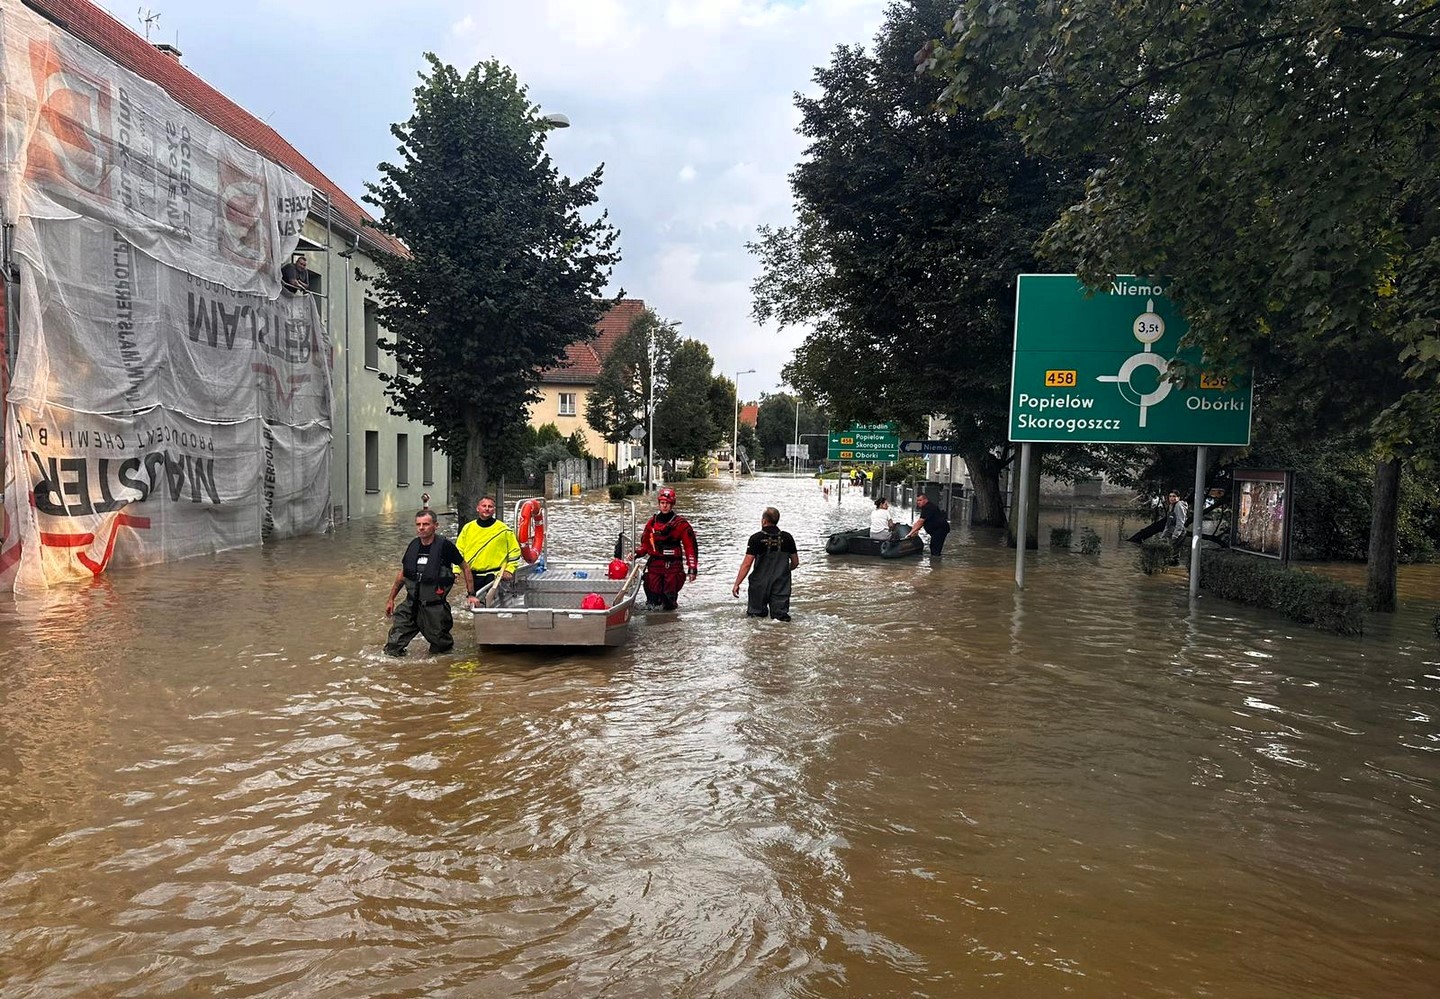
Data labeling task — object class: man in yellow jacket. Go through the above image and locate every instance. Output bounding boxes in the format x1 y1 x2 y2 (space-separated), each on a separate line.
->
456 496 522 598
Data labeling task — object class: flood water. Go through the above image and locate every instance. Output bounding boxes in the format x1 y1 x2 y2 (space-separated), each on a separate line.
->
1 474 1437 998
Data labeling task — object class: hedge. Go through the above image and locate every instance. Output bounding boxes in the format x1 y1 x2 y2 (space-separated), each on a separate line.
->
1198 550 1365 636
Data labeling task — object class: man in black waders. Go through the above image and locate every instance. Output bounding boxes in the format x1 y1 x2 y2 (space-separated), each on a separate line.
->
384 509 477 656
731 506 800 621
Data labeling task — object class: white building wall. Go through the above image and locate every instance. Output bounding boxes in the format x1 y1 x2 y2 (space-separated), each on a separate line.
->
308 217 450 522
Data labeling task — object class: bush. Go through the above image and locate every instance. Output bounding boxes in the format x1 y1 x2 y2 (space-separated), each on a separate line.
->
608 484 626 501
1138 536 1174 574
1199 550 1366 636
1079 527 1102 555
1049 527 1073 548
624 481 644 496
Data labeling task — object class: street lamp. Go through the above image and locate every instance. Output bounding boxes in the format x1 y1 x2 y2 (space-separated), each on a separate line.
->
732 369 755 477
539 113 571 129
792 396 801 478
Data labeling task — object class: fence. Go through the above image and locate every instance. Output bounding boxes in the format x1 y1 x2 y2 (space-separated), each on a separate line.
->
545 457 609 497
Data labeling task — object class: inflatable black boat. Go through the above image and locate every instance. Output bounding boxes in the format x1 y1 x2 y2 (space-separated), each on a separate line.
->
825 528 924 558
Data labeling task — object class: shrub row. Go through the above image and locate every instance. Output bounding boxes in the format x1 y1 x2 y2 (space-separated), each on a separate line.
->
1198 550 1366 636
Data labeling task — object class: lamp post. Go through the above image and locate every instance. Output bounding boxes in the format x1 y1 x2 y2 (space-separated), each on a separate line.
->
732 369 755 477
792 396 801 478
647 331 659 494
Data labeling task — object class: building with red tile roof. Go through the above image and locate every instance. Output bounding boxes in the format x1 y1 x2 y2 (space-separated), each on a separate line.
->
533 300 646 465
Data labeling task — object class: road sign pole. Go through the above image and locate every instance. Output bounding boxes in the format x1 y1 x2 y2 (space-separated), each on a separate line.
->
1189 445 1207 600
1015 443 1032 588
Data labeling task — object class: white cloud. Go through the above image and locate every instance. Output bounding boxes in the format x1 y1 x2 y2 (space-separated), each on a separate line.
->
678 165 697 182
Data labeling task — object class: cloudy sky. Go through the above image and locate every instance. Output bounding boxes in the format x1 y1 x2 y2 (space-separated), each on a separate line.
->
98 0 889 400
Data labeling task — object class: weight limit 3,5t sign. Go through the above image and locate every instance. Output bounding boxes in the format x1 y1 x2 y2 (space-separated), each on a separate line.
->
1009 275 1253 446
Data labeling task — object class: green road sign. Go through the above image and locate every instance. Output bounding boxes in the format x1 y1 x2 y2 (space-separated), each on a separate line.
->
827 448 899 461
827 428 899 461
1010 274 1253 446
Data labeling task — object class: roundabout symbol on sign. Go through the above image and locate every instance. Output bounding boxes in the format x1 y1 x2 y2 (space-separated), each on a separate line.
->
1096 299 1171 427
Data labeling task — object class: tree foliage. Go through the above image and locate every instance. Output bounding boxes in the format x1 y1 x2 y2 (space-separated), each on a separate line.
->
749 0 1095 524
925 0 1440 603
364 55 620 521
655 339 721 462
755 393 829 462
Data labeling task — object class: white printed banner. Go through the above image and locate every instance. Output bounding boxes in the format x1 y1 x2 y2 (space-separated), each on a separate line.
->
0 2 312 293
10 217 332 426
4 404 331 588
0 2 333 591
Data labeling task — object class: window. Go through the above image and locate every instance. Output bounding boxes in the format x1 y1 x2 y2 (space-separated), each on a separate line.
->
305 269 322 297
422 435 435 486
364 299 379 370
397 433 410 487
364 431 379 493
558 392 577 416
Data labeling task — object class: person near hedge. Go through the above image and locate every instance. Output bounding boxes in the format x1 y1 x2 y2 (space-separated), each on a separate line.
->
732 506 799 621
905 492 951 556
1163 489 1190 556
384 509 476 656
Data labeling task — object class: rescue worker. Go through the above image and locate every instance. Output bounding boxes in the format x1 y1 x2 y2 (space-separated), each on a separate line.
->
732 506 799 621
456 495 522 598
636 486 699 610
384 509 476 656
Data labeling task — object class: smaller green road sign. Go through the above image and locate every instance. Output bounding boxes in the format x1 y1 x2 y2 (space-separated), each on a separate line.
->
1010 274 1253 446
827 427 899 461
826 447 899 461
828 430 898 450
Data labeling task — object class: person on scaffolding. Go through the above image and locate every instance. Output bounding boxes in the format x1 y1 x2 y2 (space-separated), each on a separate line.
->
636 486 699 611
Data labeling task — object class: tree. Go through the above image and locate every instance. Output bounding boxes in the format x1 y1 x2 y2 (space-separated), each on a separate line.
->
755 392 828 462
925 0 1440 607
750 0 1094 527
365 55 620 523
585 327 646 462
655 339 721 465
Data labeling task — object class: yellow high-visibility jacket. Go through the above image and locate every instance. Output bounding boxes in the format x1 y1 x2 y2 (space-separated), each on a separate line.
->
455 519 522 580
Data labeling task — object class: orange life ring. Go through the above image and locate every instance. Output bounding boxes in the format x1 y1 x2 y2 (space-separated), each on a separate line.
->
517 499 546 563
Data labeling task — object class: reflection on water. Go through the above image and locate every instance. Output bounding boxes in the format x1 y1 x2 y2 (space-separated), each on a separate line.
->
1 475 1437 997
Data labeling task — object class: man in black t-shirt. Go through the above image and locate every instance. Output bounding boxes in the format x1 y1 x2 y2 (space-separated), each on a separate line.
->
905 492 951 556
384 509 476 656
732 506 800 621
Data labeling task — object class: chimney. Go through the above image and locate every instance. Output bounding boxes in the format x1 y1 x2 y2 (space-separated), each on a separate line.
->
154 43 182 62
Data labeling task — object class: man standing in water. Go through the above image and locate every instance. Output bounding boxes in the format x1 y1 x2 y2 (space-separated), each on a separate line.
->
732 506 799 621
1162 489 1191 557
636 486 699 610
457 495 522 596
904 492 951 556
384 509 476 656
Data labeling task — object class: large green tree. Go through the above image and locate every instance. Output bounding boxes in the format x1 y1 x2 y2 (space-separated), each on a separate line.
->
655 339 721 465
585 308 680 483
926 0 1440 607
755 392 829 462
750 0 1092 526
365 55 620 522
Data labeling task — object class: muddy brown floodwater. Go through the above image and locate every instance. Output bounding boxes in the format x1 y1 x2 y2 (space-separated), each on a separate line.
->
1 474 1437 997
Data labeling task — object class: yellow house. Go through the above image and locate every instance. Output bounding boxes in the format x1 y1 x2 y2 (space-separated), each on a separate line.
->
532 300 647 467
